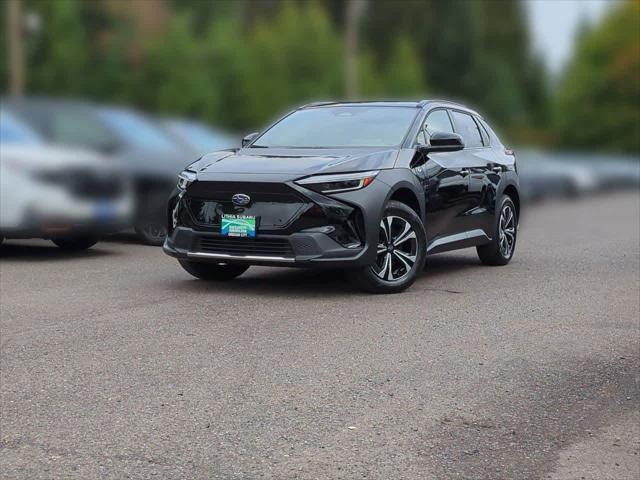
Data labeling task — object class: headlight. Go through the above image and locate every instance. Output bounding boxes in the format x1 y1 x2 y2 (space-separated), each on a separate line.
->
295 170 379 194
177 170 197 190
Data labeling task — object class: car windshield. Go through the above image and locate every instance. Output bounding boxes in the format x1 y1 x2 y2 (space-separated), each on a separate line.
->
167 120 236 151
99 108 179 151
0 109 43 145
252 106 418 148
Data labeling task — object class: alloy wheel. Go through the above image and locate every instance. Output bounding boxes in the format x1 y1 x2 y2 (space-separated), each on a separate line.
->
498 205 516 258
373 216 418 282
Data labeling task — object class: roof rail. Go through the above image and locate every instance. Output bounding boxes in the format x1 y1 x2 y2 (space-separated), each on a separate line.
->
300 101 338 108
419 99 480 116
303 100 423 108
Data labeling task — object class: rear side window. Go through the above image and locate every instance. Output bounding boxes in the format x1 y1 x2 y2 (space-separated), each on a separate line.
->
476 117 490 146
479 118 503 147
450 110 483 148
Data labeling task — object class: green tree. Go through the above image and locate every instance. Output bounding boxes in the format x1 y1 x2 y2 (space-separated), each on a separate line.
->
360 0 547 132
555 0 640 153
28 0 90 95
8 0 553 141
0 4 6 92
204 1 344 130
130 13 217 119
382 36 426 98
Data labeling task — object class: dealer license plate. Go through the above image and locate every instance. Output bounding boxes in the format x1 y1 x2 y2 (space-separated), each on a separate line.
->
221 214 256 238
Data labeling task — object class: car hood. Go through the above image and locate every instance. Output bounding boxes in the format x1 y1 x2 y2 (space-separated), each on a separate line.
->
189 147 399 181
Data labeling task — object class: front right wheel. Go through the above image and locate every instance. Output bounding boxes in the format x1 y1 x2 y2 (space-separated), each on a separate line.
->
348 200 427 294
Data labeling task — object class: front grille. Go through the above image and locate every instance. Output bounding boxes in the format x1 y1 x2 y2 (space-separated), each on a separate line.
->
185 181 308 230
198 236 294 257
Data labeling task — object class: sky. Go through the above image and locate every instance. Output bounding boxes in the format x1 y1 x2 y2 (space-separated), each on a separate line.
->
526 0 616 75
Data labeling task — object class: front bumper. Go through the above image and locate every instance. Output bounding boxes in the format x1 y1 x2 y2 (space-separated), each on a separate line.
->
163 227 370 268
163 177 392 268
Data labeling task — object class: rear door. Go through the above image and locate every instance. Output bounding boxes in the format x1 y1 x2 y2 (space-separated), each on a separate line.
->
475 116 508 234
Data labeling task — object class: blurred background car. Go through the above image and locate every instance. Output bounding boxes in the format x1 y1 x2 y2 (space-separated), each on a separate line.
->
517 150 598 202
161 118 237 157
554 152 640 193
0 107 132 250
518 149 640 202
3 98 197 245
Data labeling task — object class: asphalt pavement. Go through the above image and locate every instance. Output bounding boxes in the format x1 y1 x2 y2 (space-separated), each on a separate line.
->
1 192 639 479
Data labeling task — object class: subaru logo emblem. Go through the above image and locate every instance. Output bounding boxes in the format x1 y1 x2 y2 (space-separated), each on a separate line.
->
232 193 251 206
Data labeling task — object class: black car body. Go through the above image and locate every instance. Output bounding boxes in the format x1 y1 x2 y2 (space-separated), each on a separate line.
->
3 98 193 245
164 100 520 293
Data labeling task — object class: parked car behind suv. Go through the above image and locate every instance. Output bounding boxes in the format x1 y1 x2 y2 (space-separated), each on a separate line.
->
161 118 237 157
0 107 132 249
164 100 520 293
4 98 194 245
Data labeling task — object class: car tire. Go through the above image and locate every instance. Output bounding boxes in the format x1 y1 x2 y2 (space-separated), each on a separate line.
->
477 196 517 266
178 260 249 281
348 200 427 294
52 236 99 251
135 221 167 246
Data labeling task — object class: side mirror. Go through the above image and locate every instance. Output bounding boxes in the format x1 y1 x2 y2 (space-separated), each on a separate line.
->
242 132 260 147
422 131 464 153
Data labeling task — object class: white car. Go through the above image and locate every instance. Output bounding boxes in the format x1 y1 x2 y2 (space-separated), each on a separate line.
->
0 109 132 250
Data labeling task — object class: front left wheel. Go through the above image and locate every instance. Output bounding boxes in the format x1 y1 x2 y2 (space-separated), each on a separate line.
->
348 200 427 294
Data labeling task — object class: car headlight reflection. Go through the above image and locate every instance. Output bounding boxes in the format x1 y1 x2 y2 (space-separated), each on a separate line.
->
177 170 197 190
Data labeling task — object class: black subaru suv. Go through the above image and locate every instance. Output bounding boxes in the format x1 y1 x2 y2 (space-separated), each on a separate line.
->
164 100 520 293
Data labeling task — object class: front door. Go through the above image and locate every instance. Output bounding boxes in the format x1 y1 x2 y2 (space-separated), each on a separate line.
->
413 109 475 242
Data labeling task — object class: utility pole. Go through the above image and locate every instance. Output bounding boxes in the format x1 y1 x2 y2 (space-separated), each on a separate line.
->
344 0 367 100
7 0 25 97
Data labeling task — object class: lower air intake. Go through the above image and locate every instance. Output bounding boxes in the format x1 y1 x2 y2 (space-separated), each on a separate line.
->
198 236 294 257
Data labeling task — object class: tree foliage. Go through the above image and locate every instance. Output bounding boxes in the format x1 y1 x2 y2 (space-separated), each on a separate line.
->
6 0 636 153
28 0 90 95
554 0 640 153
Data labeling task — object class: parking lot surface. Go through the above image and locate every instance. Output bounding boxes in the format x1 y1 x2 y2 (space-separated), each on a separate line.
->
1 193 639 479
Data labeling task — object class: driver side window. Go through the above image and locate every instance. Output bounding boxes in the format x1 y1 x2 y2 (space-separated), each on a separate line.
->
425 109 454 136
417 109 454 145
